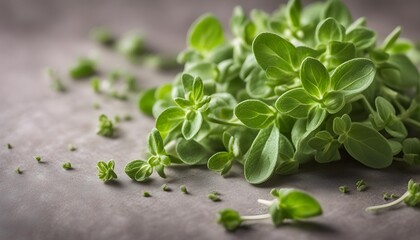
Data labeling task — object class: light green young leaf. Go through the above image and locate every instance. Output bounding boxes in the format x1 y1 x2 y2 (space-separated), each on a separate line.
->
306 107 327 132
316 18 344 44
148 128 165 156
244 125 280 184
125 160 153 182
322 91 345 114
326 41 356 68
234 100 276 129
300 57 330 99
343 123 393 168
182 110 203 140
382 26 401 51
332 114 351 136
275 88 316 119
287 0 302 28
207 152 234 174
188 14 224 53
330 58 376 96
156 107 186 138
275 189 323 219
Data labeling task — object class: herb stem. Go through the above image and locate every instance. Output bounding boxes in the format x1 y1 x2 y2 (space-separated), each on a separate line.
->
241 214 271 221
349 94 375 114
365 191 409 212
257 199 275 206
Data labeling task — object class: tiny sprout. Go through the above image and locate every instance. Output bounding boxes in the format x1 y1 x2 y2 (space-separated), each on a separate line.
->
34 155 42 163
339 185 349 193
6 143 12 149
62 162 72 170
114 115 121 123
97 114 114 138
208 192 221 202
356 180 367 191
123 114 132 121
93 102 101 110
90 77 101 93
16 167 22 174
68 144 77 152
161 184 171 192
180 185 188 194
97 160 118 183
143 191 151 197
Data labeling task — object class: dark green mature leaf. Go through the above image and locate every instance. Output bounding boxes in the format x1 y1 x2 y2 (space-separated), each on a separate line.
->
345 27 376 50
388 54 420 89
300 57 330 99
276 88 316 118
343 123 393 168
330 58 376 96
208 152 234 174
326 41 356 68
188 14 224 53
235 100 276 129
382 26 401 51
287 0 302 28
138 88 157 116
244 125 280 184
176 139 212 165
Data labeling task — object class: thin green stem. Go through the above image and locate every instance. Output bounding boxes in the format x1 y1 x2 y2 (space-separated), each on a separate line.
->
365 191 409 213
241 214 271 221
257 199 275 206
349 94 375 114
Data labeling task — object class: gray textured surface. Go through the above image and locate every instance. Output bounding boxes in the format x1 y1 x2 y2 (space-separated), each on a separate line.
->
1 0 420 239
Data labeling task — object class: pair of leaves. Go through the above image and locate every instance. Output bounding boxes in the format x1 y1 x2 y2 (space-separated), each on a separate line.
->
269 188 322 226
333 115 393 168
125 129 175 182
207 132 240 175
370 97 407 138
97 160 117 182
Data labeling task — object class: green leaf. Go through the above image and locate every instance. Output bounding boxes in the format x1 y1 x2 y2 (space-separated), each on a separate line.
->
333 114 351 136
176 139 212 165
300 57 330 99
275 88 316 119
69 58 96 79
278 189 323 219
287 0 302 28
316 18 344 44
322 0 352 27
97 160 117 183
382 26 401 51
385 120 408 139
326 41 356 68
253 33 297 73
234 100 276 129
156 107 185 138
182 111 203 140
207 152 234 174
345 27 376 50
375 97 395 123
217 209 243 231
148 128 165 155
125 160 153 182
269 203 285 226
330 58 376 96
188 14 224 53
191 77 204 102
306 107 327 132
322 91 346 114
244 125 280 184
387 54 420 89
343 123 393 168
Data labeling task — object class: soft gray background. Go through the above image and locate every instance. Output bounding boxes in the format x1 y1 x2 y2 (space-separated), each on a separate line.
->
0 0 420 239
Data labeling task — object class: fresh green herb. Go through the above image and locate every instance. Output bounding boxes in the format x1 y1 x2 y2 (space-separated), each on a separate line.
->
47 68 66 92
366 179 420 212
90 77 101 93
208 192 221 202
117 32 145 58
125 128 179 182
143 191 151 197
180 185 188 194
356 180 367 191
339 185 349 193
6 143 12 149
68 144 77 152
382 192 398 201
62 162 72 170
217 188 322 231
16 167 22 174
34 155 42 163
161 184 171 192
132 0 420 184
96 160 117 183
90 27 114 46
69 58 96 79
97 114 114 138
